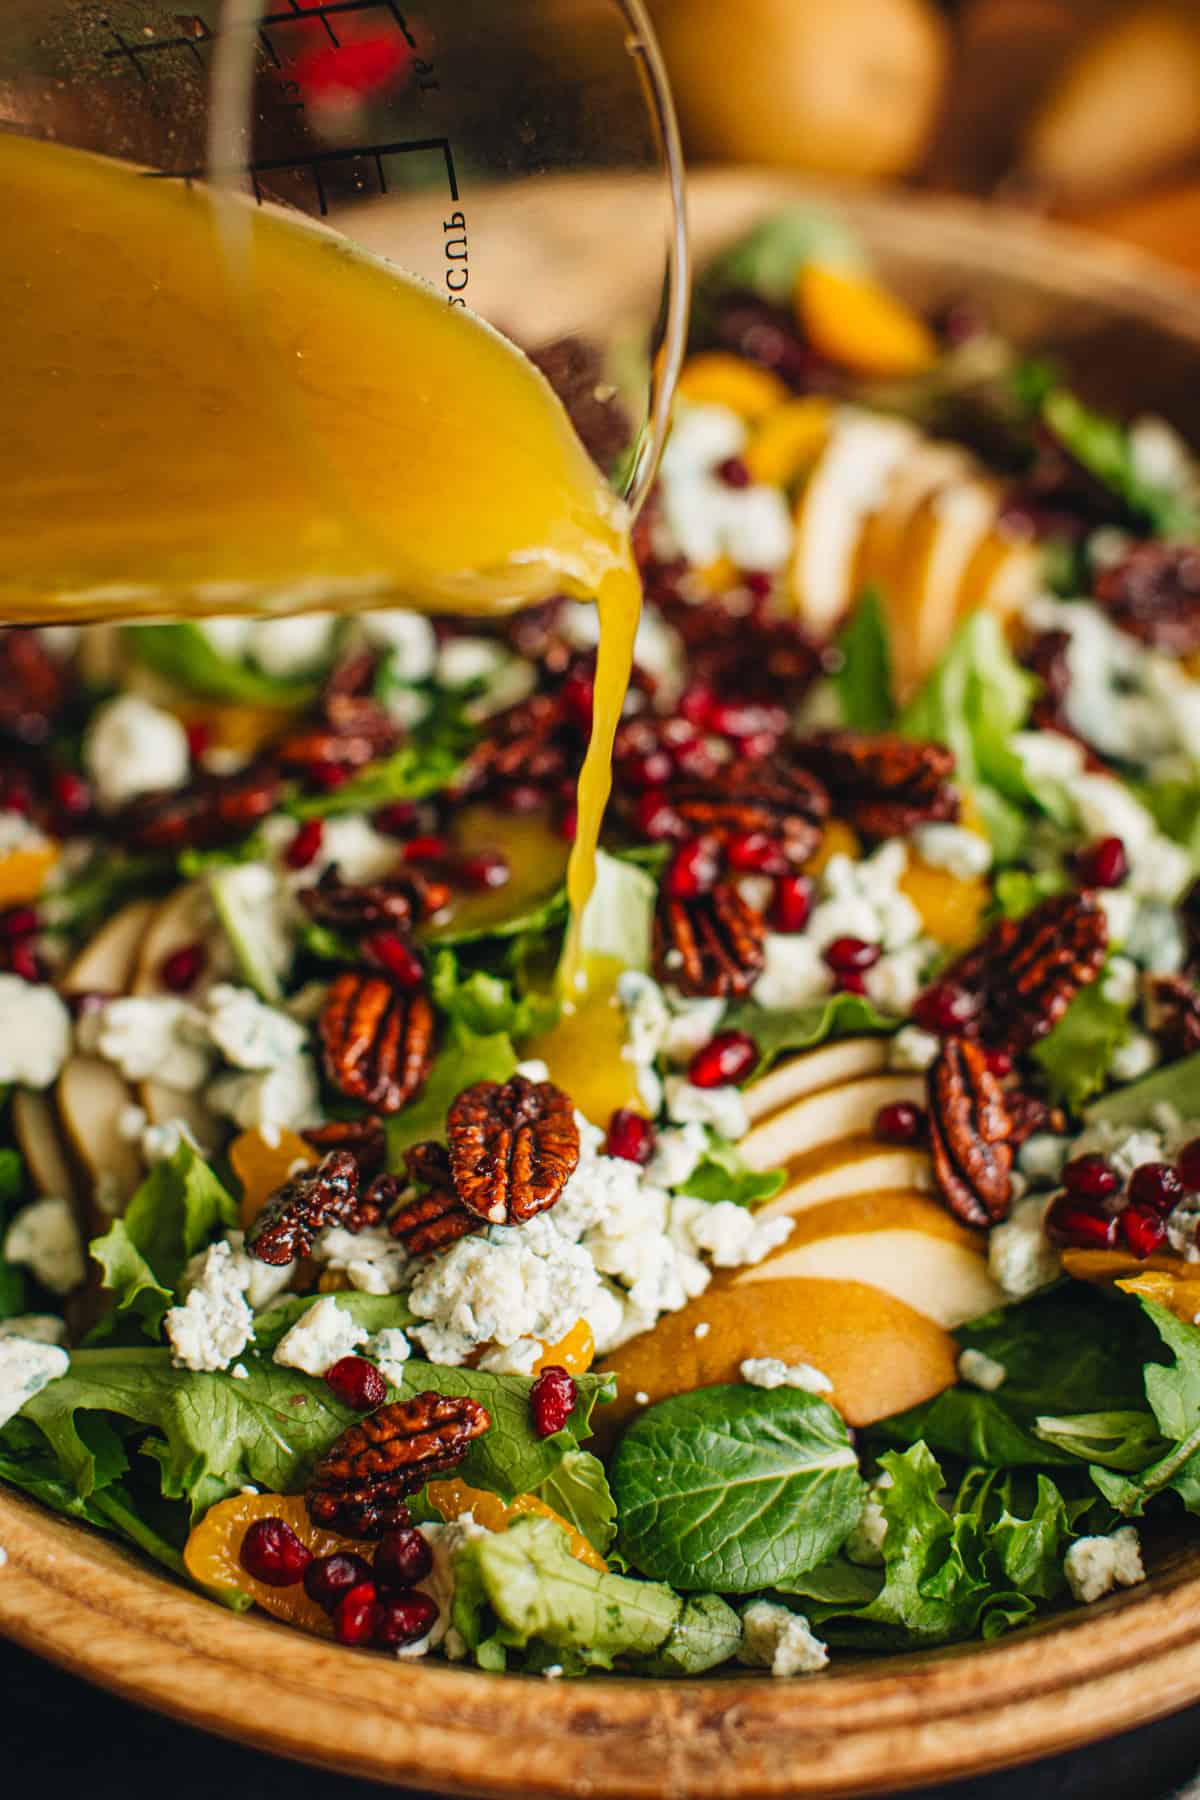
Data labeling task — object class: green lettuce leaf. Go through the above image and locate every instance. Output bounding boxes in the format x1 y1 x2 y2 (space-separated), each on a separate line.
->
288 744 461 821
88 1145 239 1341
429 950 556 1043
1085 1052 1200 1131
675 1137 785 1208
1034 1410 1167 1473
0 1144 28 1318
533 1449 617 1556
612 1385 864 1592
723 991 895 1074
571 848 656 975
1031 974 1133 1109
247 1291 413 1352
694 207 862 317
1137 775 1200 865
385 1027 518 1161
990 866 1070 920
40 850 172 937
624 1591 743 1677
1042 390 1200 538
831 588 896 731
123 623 320 707
1088 1301 1200 1518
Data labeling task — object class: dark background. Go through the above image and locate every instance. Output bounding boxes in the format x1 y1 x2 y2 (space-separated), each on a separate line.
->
4 1638 1198 1799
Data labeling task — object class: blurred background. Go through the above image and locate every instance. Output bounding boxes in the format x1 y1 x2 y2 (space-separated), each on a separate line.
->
643 0 1200 278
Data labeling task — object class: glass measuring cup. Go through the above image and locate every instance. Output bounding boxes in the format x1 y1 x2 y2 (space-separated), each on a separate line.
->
0 0 688 619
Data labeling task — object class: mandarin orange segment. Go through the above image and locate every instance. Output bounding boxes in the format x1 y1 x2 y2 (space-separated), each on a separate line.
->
676 352 789 420
797 264 938 377
230 1127 319 1229
745 398 832 488
0 841 59 907
183 1492 368 1635
899 861 989 950
535 1318 595 1377
426 1477 607 1573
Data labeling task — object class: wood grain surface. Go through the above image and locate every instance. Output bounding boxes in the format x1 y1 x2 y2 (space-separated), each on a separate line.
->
7 172 1200 1798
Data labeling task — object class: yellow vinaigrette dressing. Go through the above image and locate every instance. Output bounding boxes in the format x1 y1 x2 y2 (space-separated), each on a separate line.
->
3 134 643 1021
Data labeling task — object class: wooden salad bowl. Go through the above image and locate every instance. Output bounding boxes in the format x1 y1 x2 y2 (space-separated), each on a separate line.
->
6 172 1200 1797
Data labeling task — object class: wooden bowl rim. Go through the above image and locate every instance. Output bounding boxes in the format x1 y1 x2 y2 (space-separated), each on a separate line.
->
8 175 1200 1798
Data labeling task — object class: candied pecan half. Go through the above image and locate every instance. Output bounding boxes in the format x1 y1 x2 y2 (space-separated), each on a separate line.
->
390 1185 478 1256
932 892 1108 1053
454 692 571 801
306 1393 491 1538
655 590 826 702
320 972 435 1114
301 1115 388 1181
246 1151 362 1265
1093 541 1200 656
447 1075 580 1225
276 687 401 774
1004 1090 1068 1149
403 1139 452 1187
790 729 958 840
928 1038 1014 1228
654 880 766 999
0 629 71 746
116 764 283 852
1146 975 1200 1060
669 763 828 867
300 865 451 934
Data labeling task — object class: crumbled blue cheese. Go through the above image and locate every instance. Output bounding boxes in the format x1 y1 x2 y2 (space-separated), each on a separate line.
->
359 610 437 679
988 1194 1062 1299
672 1198 792 1270
0 1338 70 1429
0 810 52 857
737 1601 829 1677
911 823 992 879
88 996 212 1090
0 1314 69 1346
207 1054 321 1132
368 1328 412 1387
3 1196 85 1296
740 1357 833 1394
272 1294 368 1376
294 814 402 887
663 1076 748 1142
560 601 685 705
251 613 336 678
845 1472 892 1567
1018 1133 1071 1186
957 1348 1007 1392
657 404 794 572
1109 1031 1160 1084
164 1241 255 1372
476 1337 543 1376
645 1122 709 1190
141 1116 205 1165
83 694 191 812
206 984 307 1071
0 976 72 1089
1064 1527 1145 1605
889 1025 942 1072
222 1230 296 1311
313 1226 409 1296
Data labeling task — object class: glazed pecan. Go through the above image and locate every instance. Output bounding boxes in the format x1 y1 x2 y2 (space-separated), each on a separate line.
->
1093 541 1200 656
654 880 766 998
301 1115 388 1181
246 1151 362 1265
932 892 1108 1053
454 692 571 800
320 971 435 1114
1004 1090 1068 1149
0 629 71 745
276 690 400 774
668 762 828 867
1146 975 1200 1060
403 1139 453 1188
116 765 284 852
299 865 452 934
389 1184 479 1256
789 730 958 840
655 590 826 702
928 1038 1014 1228
447 1075 580 1225
306 1393 491 1538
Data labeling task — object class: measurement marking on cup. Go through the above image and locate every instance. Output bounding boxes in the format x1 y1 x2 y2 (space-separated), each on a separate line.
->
153 137 459 215
103 2 420 73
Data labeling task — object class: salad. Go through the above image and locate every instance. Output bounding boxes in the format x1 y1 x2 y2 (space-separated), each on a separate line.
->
2 210 1200 1682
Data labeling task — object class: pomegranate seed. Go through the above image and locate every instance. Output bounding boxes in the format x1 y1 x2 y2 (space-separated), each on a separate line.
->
239 1517 313 1587
324 1355 388 1411
403 834 451 863
715 455 752 489
303 1551 373 1612
308 762 350 791
623 748 675 789
557 804 578 843
771 874 813 933
726 831 788 876
373 801 419 837
184 721 211 762
679 683 717 729
875 1101 926 1146
823 937 881 975
51 769 92 821
706 699 789 742
366 933 424 988
561 670 595 729
499 782 548 814
530 1365 577 1439
8 942 43 981
743 570 773 600
605 1108 656 1165
374 1588 439 1649
1062 1154 1120 1200
836 971 868 996
332 1581 383 1646
1076 836 1128 889
0 905 39 941
457 851 510 891
633 791 686 842
913 983 978 1036
1045 1195 1119 1250
672 736 722 781
666 838 721 900
1121 1203 1167 1259
1128 1162 1185 1215
285 818 325 870
374 1526 434 1592
736 729 781 763
160 942 205 993
1177 1139 1200 1192
984 1049 1013 1078
689 1029 758 1088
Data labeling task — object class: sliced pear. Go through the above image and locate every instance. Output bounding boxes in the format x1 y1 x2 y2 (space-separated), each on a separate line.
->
756 1137 931 1220
789 412 918 633
734 1191 1004 1329
959 529 1042 632
597 1276 958 1442
56 1055 143 1223
744 1036 892 1124
853 440 974 599
12 1089 78 1203
61 899 156 996
887 477 1000 696
739 1072 926 1173
131 883 214 996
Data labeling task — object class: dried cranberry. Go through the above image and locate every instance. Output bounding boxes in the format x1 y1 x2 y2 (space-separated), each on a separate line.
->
374 801 420 837
239 1517 313 1587
1121 1203 1167 1259
823 937 881 976
735 728 782 763
0 905 39 941
458 851 510 891
308 762 351 792
913 983 978 1037
770 874 813 934
530 1365 577 1439
285 818 325 870
1178 1138 1200 1193
160 942 206 993
672 735 722 782
332 1581 383 1646
184 721 211 763
726 831 788 875
1128 1162 1185 1215
403 834 452 863
51 769 92 822
633 791 686 842
561 670 595 730
1045 1194 1119 1249
715 455 752 490
605 1108 656 1165
1077 836 1129 889
303 1550 373 1612
623 748 675 790
374 1588 439 1648
374 1526 434 1592
875 1101 926 1146
323 1356 389 1412
1062 1154 1120 1200
689 1029 758 1088
666 838 721 900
